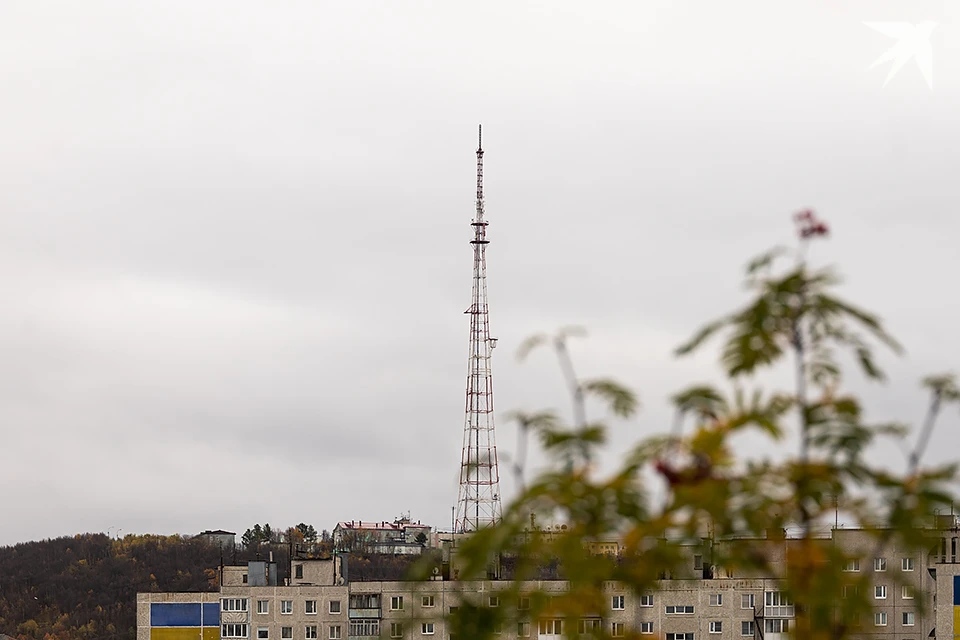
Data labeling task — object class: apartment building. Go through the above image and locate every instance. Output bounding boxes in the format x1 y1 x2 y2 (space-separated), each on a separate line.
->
138 524 960 640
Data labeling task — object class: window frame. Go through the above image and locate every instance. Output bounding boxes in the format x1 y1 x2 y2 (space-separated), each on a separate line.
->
328 600 341 615
903 557 915 571
280 600 293 615
741 621 755 636
874 557 886 571
709 621 723 634
390 596 403 611
875 585 887 600
612 595 625 610
421 622 435 636
304 625 318 640
640 622 654 635
903 611 915 626
257 600 269 615
875 612 888 627
305 600 317 615
709 594 723 607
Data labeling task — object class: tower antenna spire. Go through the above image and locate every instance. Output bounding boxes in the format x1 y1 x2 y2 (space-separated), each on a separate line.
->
455 124 502 533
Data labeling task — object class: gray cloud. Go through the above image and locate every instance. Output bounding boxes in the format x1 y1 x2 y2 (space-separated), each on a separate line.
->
1 0 959 545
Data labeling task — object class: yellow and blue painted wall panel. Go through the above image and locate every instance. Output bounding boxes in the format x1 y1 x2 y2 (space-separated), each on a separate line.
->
149 602 219 640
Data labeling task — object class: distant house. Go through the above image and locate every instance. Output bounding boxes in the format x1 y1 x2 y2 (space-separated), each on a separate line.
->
195 529 236 549
333 518 432 554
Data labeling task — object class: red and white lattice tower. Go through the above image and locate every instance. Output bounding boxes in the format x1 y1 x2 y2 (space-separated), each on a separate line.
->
455 125 502 533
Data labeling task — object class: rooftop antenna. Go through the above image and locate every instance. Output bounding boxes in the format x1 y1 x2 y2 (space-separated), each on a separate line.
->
455 124 503 533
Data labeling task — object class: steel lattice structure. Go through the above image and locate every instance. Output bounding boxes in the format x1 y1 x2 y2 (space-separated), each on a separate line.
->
455 125 502 533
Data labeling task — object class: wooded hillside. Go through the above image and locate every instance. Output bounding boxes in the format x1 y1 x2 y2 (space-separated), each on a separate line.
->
0 533 288 640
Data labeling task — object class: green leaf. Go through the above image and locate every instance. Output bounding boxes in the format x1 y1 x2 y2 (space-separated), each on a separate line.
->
582 378 639 418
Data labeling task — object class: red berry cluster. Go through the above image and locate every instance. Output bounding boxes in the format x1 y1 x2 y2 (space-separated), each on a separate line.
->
794 209 829 239
654 455 712 487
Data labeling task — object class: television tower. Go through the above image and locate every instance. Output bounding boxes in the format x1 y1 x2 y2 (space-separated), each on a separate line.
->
455 125 503 533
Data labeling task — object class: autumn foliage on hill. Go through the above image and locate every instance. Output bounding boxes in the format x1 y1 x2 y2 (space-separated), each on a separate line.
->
0 533 287 640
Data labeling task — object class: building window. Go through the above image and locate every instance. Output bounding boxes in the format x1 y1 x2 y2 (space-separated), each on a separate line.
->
539 620 563 635
421 623 435 636
349 621 379 637
612 596 625 610
349 595 380 609
518 596 530 610
517 622 530 638
390 622 403 638
222 599 249 612
874 557 886 571
281 601 292 615
640 622 654 634
579 620 602 635
421 595 434 607
305 626 317 640
764 592 794 617
328 626 341 640
257 628 268 640
257 600 269 615
875 585 887 599
488 596 499 607
390 596 403 611
903 612 915 626
667 634 694 640
710 594 722 606
694 554 704 570
665 605 695 614
842 560 860 572
493 622 503 635
281 628 292 640
765 620 789 634
640 595 654 607
295 564 303 579
842 585 858 599
222 624 248 638
741 594 755 609
305 600 317 615
242 574 248 584
741 621 755 636
875 612 887 626
709 622 722 634
329 600 341 614
612 623 625 638
903 585 915 599
903 557 915 571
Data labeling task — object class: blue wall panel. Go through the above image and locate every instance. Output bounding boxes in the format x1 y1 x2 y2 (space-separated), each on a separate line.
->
202 603 219 627
954 576 960 605
150 603 201 627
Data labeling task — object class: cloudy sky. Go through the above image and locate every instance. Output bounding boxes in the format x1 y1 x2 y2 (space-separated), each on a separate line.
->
1 0 959 546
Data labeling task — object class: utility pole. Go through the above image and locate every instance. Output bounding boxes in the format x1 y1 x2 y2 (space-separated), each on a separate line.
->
455 125 503 533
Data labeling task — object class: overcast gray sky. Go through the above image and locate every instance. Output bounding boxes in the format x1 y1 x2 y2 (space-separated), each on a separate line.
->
1 0 959 546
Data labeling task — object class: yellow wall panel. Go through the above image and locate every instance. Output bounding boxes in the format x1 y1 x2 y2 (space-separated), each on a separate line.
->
953 605 960 637
151 627 218 640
